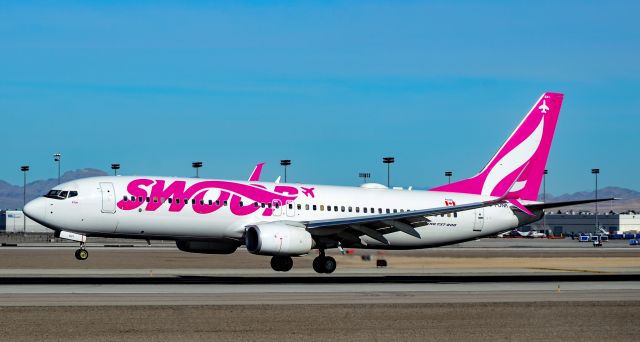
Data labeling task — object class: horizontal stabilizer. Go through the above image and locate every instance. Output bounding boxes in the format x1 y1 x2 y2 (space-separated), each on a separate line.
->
526 198 618 211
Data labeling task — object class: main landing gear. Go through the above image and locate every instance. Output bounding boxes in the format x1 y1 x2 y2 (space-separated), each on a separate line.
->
74 243 89 261
270 256 293 272
312 250 336 274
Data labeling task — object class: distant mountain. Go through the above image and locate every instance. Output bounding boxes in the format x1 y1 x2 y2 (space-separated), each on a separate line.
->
0 168 108 210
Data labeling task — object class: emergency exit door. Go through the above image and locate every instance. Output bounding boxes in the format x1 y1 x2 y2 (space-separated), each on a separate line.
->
100 182 116 213
473 208 484 231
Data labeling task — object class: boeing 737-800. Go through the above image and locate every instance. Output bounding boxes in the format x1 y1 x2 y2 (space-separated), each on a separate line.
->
23 92 610 273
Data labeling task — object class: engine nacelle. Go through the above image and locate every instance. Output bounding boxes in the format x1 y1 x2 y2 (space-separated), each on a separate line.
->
245 222 313 256
175 240 239 254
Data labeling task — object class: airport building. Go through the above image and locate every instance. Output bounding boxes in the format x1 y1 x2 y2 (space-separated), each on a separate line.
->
524 211 640 236
0 210 53 233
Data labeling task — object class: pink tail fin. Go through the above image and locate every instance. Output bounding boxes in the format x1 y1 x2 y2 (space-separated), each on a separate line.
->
431 92 564 201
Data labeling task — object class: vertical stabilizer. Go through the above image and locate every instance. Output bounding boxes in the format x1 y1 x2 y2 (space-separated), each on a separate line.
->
430 92 564 201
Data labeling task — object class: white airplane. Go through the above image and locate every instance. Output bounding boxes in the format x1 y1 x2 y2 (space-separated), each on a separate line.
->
23 92 611 273
516 230 546 238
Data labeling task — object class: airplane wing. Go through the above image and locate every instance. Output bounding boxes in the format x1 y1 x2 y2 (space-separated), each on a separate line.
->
302 196 506 245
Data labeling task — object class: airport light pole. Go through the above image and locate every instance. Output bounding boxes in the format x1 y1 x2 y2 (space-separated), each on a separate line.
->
445 171 453 184
192 161 203 178
592 168 600 234
543 169 548 232
21 165 29 234
53 153 61 185
280 160 291 183
359 172 371 184
111 163 120 176
383 157 395 188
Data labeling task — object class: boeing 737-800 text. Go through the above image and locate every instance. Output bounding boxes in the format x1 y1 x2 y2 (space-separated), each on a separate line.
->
23 92 610 273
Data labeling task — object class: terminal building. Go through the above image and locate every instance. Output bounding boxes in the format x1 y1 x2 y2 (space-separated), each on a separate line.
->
0 210 53 234
524 211 640 236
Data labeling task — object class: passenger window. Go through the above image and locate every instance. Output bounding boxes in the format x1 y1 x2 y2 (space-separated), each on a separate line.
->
386 209 390 214
240 201 244 207
320 205 324 211
364 207 368 213
305 204 309 210
192 199 196 205
168 198 173 204
334 206 338 212
454 212 458 218
254 202 259 208
289 203 293 209
400 209 404 212
161 197 165 203
378 208 382 214
209 200 213 205
176 198 181 204
275 203 280 209
261 203 266 208
184 199 188 204
297 204 302 210
348 206 352 212
138 196 143 202
224 200 228 206
341 206 345 212
130 196 135 202
146 197 150 203
393 209 397 213
268 203 272 208
217 200 221 206
313 205 317 211
371 208 375 213
123 196 128 202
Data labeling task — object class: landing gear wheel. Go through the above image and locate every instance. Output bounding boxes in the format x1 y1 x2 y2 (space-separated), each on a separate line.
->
312 257 323 273
270 256 293 272
75 248 89 261
312 256 337 274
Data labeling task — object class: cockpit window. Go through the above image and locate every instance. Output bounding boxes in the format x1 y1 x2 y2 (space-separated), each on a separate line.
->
44 190 77 200
45 190 68 200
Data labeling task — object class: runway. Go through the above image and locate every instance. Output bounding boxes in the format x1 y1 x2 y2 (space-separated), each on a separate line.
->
2 274 640 306
2 241 640 341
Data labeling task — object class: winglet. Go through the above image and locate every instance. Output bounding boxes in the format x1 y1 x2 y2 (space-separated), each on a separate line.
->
248 163 265 182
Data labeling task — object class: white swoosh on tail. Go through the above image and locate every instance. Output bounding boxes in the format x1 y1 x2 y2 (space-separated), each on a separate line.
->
481 117 544 196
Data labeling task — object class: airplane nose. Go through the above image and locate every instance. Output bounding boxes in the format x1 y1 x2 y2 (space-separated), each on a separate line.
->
23 197 47 223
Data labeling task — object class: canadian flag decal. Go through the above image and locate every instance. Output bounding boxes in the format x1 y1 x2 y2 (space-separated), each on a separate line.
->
444 199 456 206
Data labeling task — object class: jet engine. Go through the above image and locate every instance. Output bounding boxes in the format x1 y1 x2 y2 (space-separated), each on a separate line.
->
175 239 240 254
245 222 313 256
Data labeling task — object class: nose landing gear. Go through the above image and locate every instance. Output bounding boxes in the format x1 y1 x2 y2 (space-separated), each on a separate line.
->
312 250 336 274
74 243 88 261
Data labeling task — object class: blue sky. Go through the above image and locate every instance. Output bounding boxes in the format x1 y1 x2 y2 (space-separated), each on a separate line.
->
1 0 638 194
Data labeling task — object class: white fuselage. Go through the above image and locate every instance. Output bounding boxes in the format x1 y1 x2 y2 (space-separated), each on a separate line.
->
26 176 526 249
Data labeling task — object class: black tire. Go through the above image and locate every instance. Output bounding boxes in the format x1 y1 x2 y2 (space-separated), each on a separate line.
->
74 249 81 260
77 249 89 261
323 256 336 274
270 256 283 272
280 257 293 272
312 256 324 273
